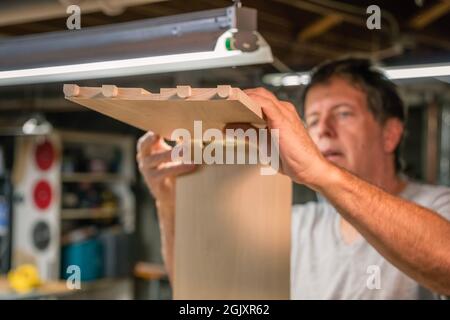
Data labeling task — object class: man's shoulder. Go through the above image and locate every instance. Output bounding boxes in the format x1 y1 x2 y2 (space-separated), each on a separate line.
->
402 181 450 204
401 180 450 220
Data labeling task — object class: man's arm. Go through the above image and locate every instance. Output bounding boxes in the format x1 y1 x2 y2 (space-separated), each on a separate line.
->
245 88 450 295
316 165 450 295
137 132 197 285
156 201 175 284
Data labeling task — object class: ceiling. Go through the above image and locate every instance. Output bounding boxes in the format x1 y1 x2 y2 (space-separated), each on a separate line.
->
0 0 449 114
0 0 449 70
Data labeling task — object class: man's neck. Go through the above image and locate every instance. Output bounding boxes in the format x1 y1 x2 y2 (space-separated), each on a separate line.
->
369 167 407 195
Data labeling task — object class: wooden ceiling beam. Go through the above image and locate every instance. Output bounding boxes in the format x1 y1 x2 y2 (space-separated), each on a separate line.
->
275 0 364 26
410 0 450 29
259 11 295 30
415 33 450 50
296 14 343 42
313 31 390 52
262 31 345 58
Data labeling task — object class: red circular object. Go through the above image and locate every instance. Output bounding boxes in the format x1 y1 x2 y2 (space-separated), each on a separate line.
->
33 180 52 210
35 141 55 171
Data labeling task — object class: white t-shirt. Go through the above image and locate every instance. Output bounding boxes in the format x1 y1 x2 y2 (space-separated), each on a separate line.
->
291 181 450 299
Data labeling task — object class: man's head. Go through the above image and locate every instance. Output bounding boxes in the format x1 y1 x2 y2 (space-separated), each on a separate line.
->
302 58 405 181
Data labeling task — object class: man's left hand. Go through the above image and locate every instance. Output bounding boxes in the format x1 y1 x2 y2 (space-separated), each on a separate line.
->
244 87 331 187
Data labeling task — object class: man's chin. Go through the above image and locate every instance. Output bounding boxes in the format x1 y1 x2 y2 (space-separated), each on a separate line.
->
326 157 349 170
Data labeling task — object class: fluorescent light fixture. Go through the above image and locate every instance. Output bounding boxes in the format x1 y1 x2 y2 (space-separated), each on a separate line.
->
0 30 272 86
281 74 310 86
0 6 273 86
383 63 450 80
263 62 450 87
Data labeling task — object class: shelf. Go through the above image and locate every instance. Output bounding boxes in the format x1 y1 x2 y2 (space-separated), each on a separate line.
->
58 130 133 146
61 173 130 183
61 207 118 220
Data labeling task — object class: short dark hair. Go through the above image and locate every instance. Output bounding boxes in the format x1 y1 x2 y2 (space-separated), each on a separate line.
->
301 57 405 171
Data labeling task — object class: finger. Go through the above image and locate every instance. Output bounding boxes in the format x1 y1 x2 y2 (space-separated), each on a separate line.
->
244 87 295 117
156 136 172 151
137 131 158 153
139 150 174 170
246 90 291 119
223 123 257 131
137 134 171 161
150 163 198 180
244 87 275 98
280 101 301 119
245 93 285 124
244 87 280 106
138 132 171 153
222 122 261 146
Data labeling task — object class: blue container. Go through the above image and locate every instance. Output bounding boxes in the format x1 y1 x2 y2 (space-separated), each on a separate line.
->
61 238 103 281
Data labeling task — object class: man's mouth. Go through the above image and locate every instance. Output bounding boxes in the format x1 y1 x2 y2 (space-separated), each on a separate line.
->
321 150 344 161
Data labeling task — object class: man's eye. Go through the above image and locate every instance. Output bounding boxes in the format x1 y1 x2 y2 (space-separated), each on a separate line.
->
338 111 353 118
306 119 318 127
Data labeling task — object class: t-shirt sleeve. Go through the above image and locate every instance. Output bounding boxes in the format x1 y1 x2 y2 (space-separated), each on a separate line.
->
429 186 450 221
422 186 450 300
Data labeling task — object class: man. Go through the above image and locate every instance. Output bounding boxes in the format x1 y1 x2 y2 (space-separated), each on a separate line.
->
136 58 450 299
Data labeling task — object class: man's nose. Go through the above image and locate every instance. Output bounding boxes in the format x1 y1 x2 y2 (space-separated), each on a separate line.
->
316 115 336 139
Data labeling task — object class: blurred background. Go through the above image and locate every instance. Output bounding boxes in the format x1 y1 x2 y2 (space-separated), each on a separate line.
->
0 0 449 299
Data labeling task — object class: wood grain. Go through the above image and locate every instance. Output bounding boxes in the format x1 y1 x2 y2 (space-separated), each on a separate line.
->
64 85 265 139
174 164 291 299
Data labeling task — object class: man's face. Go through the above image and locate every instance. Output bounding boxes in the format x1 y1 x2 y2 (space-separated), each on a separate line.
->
304 76 387 180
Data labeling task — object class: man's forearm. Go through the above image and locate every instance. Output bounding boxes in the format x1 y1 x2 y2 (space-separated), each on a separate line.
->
156 201 175 285
312 163 450 295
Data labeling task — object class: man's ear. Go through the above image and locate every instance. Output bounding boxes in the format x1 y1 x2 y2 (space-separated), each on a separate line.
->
383 118 404 154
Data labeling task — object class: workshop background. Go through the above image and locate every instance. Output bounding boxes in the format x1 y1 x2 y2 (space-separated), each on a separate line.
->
0 0 449 299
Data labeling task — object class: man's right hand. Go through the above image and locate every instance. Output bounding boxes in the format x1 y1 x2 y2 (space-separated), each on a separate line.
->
136 131 197 284
136 131 198 206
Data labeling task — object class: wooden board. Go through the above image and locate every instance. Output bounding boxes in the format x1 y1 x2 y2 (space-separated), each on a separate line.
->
63 83 292 299
64 84 265 139
174 164 291 299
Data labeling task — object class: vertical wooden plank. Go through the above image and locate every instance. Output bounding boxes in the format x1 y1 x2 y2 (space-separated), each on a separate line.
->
174 164 291 299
